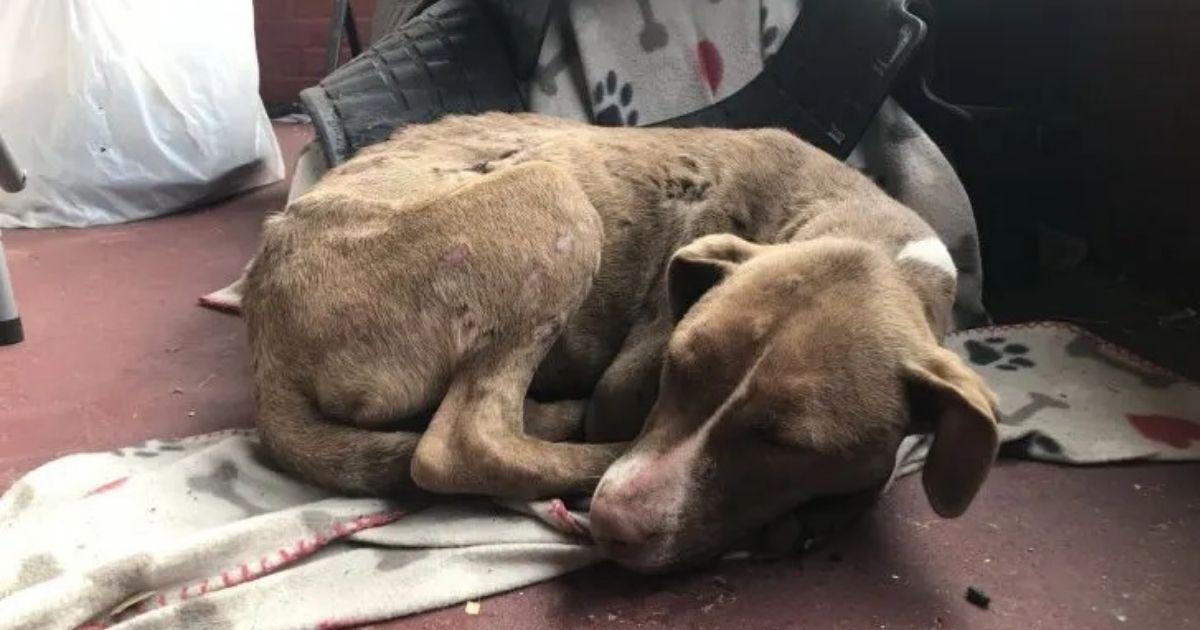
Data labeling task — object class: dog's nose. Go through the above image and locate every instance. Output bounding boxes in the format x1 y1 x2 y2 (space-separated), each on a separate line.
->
589 498 654 549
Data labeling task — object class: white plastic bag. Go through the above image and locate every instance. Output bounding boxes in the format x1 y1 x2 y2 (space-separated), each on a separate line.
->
0 0 284 228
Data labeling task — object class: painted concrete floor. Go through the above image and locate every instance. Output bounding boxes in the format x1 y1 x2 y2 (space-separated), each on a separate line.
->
1 125 1196 629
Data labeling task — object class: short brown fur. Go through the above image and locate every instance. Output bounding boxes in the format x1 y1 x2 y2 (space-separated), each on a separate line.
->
242 113 999 571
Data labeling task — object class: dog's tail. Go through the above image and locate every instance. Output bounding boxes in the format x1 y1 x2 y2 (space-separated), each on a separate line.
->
254 375 421 496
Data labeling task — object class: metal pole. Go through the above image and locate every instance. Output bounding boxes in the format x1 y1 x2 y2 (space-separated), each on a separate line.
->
0 134 26 193
0 240 22 345
0 131 25 345
325 0 363 77
325 0 350 76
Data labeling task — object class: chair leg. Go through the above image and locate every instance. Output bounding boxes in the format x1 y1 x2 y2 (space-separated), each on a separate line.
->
326 0 363 76
0 236 23 346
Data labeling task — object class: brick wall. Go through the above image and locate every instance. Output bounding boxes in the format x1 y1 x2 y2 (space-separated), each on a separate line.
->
254 0 377 106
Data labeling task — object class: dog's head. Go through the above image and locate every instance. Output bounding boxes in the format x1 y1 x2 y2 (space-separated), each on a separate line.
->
589 234 999 572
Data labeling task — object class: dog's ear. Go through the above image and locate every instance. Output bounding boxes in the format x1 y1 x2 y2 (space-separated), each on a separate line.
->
903 347 1000 518
667 234 764 321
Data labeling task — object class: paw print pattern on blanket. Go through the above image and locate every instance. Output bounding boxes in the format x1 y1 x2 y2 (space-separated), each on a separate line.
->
1001 392 1070 426
111 438 186 458
0 554 62 599
300 509 339 535
1066 334 1177 388
760 6 779 51
535 49 570 96
635 0 668 52
186 460 270 516
174 600 230 629
376 549 433 572
964 336 1036 371
4 483 35 517
1000 432 1064 457
593 71 639 127
996 392 1069 457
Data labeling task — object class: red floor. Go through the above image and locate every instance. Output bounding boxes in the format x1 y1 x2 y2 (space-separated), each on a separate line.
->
2 126 1197 629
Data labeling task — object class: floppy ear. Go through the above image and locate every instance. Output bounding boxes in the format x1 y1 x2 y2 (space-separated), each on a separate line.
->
903 347 1000 518
667 234 764 321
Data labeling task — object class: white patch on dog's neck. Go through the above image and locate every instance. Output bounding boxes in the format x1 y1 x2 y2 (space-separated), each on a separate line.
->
897 237 957 277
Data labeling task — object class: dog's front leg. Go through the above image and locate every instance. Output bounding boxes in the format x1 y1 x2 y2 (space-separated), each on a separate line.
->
584 312 672 442
415 366 626 499
757 486 883 555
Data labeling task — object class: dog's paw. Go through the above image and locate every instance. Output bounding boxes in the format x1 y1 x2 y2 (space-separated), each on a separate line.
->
964 336 1036 371
592 71 639 127
742 490 879 557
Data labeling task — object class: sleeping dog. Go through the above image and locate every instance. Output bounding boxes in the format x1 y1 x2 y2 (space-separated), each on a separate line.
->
242 113 999 572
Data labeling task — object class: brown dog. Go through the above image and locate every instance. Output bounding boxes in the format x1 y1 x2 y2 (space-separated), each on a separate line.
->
242 113 999 572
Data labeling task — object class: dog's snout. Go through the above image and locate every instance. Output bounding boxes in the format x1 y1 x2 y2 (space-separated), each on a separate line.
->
589 497 655 549
589 445 699 570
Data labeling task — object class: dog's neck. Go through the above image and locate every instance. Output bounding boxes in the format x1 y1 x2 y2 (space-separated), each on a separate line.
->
774 197 958 339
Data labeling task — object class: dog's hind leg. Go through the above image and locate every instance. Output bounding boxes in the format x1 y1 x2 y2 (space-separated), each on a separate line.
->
408 161 626 499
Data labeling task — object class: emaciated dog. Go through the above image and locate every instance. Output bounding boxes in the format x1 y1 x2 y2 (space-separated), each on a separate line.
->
242 113 999 572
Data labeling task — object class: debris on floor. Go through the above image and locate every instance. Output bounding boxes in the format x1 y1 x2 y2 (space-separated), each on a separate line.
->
1157 307 1198 329
965 586 992 610
464 601 481 616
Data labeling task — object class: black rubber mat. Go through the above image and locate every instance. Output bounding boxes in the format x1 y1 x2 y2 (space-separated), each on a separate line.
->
301 0 526 166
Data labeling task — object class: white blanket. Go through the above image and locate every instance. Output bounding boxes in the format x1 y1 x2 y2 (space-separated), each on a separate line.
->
0 430 594 629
